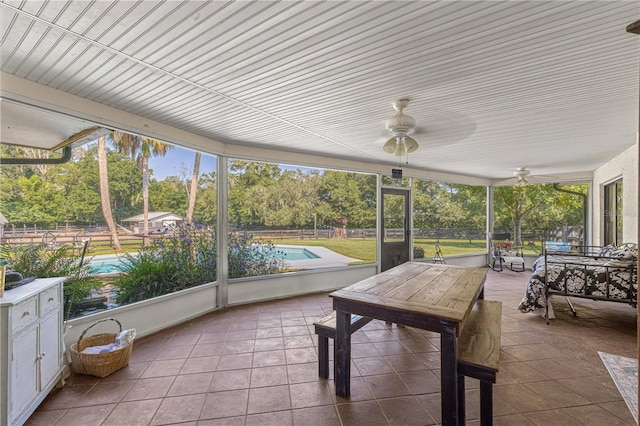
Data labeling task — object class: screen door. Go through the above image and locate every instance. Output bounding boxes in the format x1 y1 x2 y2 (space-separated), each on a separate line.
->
380 187 411 272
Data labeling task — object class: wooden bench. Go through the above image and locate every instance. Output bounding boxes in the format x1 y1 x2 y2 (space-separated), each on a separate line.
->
313 311 372 379
457 300 502 426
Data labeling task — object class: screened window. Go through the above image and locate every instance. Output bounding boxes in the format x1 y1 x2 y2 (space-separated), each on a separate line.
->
412 179 486 258
0 136 218 318
494 183 587 252
227 160 376 278
604 179 623 246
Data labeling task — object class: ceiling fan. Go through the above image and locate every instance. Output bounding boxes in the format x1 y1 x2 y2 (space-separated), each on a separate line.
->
382 99 420 163
513 167 531 186
495 167 561 186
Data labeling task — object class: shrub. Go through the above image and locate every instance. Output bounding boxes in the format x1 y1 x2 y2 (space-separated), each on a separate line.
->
413 246 425 259
114 222 216 305
0 243 101 320
228 231 288 278
114 224 287 305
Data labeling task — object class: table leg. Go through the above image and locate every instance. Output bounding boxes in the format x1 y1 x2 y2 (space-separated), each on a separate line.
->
335 309 351 397
441 330 459 426
457 373 466 422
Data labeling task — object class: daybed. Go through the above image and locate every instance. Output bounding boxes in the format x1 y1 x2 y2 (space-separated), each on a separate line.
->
517 243 638 323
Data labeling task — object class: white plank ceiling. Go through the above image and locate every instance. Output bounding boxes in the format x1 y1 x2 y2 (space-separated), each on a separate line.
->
1 0 638 181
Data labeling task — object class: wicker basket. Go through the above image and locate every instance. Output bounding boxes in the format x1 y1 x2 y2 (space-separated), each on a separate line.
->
70 318 133 378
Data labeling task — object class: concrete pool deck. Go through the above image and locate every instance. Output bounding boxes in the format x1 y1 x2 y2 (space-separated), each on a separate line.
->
89 245 363 272
277 245 363 269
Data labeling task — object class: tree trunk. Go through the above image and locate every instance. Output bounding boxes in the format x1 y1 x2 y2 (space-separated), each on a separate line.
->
186 152 201 222
514 215 523 247
97 137 122 250
142 155 150 246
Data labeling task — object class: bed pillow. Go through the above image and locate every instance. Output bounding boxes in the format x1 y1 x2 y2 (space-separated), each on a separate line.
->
598 244 617 257
611 243 638 260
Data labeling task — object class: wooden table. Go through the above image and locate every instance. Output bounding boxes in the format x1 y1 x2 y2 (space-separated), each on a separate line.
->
330 262 487 426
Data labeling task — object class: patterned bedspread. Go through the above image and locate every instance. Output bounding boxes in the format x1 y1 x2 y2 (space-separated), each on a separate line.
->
518 254 637 313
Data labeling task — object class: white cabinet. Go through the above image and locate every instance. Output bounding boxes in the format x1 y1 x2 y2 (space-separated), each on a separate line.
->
11 325 39 419
1 278 65 426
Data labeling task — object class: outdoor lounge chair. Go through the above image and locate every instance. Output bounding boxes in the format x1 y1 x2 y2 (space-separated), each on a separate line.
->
489 232 525 272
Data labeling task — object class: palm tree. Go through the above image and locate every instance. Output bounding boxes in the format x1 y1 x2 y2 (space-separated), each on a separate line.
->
97 137 122 250
186 152 201 223
110 131 172 244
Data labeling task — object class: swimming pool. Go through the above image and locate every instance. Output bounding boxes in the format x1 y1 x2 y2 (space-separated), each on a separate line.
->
88 246 319 274
89 254 130 274
266 246 319 261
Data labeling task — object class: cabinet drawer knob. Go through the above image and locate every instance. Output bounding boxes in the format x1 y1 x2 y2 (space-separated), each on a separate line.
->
22 310 31 317
36 352 46 360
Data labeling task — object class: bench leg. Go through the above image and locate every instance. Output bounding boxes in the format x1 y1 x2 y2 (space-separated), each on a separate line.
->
318 335 329 379
457 374 466 423
480 380 493 426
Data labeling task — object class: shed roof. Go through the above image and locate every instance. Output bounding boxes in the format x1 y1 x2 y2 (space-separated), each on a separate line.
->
122 212 184 223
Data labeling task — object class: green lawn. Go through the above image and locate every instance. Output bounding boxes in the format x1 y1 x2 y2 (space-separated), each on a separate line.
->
276 238 521 263
86 236 541 263
279 237 542 263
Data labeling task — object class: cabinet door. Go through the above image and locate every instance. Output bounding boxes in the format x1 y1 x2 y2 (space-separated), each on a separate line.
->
11 325 38 418
39 310 62 389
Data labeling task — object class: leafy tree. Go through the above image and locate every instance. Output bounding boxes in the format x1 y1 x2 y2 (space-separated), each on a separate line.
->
2 175 62 227
382 191 405 230
449 184 486 229
149 177 188 215
413 180 460 228
413 180 485 229
0 145 51 178
194 172 217 225
228 160 283 226
100 150 143 220
47 152 98 223
110 131 173 240
316 171 375 228
494 183 586 245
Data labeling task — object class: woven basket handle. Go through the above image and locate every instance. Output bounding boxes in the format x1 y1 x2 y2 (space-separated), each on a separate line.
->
77 318 122 347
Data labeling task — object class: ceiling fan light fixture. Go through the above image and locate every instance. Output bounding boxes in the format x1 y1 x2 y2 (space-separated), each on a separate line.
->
382 99 420 165
383 136 419 156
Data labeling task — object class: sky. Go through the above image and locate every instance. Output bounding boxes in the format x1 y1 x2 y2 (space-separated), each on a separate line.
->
86 139 320 181
148 146 321 180
148 146 217 181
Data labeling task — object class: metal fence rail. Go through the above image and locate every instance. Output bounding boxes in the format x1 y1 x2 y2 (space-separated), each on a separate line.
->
1 225 583 248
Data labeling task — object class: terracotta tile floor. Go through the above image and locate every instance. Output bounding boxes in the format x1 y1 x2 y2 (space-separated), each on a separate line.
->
27 268 637 425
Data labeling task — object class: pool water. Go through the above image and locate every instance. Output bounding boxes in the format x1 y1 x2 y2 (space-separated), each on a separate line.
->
89 246 319 274
276 247 319 260
89 255 129 274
